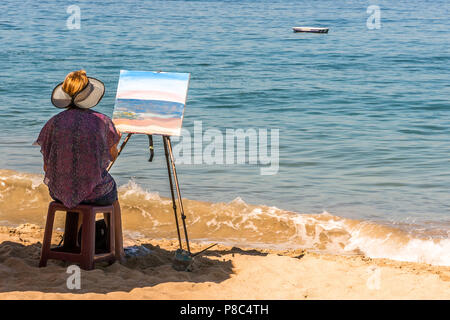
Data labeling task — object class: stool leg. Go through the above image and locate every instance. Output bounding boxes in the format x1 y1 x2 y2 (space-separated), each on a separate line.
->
63 211 79 251
39 205 56 267
106 211 115 264
80 209 95 270
112 200 125 262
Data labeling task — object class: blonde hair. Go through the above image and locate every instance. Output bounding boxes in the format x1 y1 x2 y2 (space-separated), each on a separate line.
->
62 70 89 97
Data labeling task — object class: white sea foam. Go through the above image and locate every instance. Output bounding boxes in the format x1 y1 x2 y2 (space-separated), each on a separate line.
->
344 229 450 266
118 179 162 201
1 170 449 266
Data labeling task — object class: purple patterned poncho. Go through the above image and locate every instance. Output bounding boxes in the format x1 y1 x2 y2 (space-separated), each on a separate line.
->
35 108 121 208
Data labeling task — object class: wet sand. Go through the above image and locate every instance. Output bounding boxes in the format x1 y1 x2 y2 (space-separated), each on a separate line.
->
0 224 448 300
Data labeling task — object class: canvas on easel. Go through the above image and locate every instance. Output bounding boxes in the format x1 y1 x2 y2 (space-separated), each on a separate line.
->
112 70 190 136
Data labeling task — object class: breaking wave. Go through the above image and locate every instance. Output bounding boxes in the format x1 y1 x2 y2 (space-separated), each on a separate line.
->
0 169 449 266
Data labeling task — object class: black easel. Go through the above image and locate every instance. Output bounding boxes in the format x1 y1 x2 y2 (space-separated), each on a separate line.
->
107 133 217 257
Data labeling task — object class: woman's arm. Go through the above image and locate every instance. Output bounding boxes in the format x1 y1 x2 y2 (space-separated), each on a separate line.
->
110 142 119 161
109 129 122 161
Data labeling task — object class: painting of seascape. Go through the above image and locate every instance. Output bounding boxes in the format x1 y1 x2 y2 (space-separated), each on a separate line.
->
112 70 190 136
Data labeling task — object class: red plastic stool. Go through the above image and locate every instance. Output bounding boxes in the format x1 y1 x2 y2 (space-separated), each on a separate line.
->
39 201 116 270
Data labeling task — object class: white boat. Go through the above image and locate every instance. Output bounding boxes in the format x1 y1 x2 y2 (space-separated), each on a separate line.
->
293 27 329 33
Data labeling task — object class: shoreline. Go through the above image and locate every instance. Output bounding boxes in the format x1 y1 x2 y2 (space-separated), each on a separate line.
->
0 168 449 267
0 224 449 300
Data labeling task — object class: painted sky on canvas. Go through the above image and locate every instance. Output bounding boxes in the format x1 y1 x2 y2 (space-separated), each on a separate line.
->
112 70 190 136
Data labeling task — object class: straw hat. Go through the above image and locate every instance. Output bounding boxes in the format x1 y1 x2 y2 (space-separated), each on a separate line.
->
51 77 105 109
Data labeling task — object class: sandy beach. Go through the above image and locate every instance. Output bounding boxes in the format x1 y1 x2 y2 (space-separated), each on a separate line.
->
0 223 448 300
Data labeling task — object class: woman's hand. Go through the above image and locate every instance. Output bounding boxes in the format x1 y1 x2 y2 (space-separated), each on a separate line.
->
110 144 119 161
110 126 122 161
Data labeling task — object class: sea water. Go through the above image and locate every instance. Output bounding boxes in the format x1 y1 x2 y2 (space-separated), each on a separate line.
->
0 0 449 265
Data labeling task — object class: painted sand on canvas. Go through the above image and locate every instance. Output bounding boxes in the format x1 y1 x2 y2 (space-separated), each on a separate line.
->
112 70 190 136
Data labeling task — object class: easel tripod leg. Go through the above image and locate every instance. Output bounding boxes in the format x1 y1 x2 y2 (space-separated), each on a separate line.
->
166 136 191 254
163 136 184 251
108 133 191 255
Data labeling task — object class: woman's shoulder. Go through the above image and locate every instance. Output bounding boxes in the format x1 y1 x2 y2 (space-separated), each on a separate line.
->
64 108 112 124
50 108 113 128
87 109 112 122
